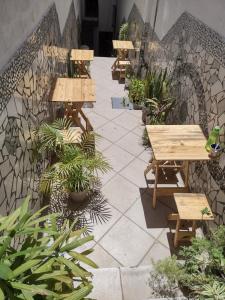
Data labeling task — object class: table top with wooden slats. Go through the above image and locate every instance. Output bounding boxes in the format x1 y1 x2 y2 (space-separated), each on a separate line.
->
70 49 94 61
50 78 95 103
174 193 214 221
112 40 134 50
146 125 209 161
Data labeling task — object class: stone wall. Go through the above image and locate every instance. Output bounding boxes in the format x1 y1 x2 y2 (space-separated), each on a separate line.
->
0 2 79 215
127 5 225 225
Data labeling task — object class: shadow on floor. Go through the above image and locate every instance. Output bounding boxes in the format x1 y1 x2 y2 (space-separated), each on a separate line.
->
139 187 192 256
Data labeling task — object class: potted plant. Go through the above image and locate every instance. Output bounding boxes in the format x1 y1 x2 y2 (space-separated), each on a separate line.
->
0 196 97 298
142 68 175 124
128 77 145 110
34 118 111 202
119 22 129 40
125 64 134 89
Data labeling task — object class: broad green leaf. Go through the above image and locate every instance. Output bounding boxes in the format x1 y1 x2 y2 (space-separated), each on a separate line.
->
69 227 87 238
19 196 30 220
0 264 13 280
61 284 93 300
57 257 90 278
33 258 55 274
10 282 57 297
0 236 13 258
0 287 4 300
22 290 34 300
26 213 59 227
61 235 93 252
11 259 42 278
0 207 21 232
69 251 98 268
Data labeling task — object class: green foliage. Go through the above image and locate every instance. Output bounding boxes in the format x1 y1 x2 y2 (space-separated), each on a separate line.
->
35 118 111 195
150 226 225 299
196 281 225 299
119 23 129 40
0 196 97 299
128 78 145 104
144 68 175 125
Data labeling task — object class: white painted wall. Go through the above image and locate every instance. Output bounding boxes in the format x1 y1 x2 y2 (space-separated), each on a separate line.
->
155 0 225 39
0 0 79 70
117 0 225 40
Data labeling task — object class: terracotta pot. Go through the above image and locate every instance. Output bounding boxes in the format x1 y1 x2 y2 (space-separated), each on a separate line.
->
70 190 89 202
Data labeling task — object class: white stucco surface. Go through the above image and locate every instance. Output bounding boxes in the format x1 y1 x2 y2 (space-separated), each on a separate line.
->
155 0 225 39
0 0 78 70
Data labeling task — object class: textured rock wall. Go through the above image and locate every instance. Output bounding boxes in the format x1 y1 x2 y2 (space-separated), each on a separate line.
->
128 5 225 225
0 2 79 215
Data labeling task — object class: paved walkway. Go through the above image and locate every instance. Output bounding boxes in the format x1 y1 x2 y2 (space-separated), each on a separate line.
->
83 57 174 268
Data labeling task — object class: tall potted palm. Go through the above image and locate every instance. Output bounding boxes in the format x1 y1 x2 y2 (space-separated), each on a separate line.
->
33 118 111 202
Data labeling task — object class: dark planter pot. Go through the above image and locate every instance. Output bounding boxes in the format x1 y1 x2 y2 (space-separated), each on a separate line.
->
132 103 143 110
70 190 89 202
142 107 148 124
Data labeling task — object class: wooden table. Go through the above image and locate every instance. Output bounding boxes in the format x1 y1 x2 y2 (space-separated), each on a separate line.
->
112 40 134 72
145 125 210 208
169 193 214 247
50 78 95 131
70 49 94 78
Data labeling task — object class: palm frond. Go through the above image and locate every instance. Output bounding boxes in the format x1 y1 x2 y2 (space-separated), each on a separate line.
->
51 118 72 130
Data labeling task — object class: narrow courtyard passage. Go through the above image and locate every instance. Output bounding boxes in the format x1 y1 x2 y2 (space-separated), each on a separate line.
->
84 57 174 268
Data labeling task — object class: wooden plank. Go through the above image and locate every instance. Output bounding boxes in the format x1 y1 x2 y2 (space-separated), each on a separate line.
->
174 193 214 221
146 125 209 161
112 40 134 50
155 187 189 196
50 78 95 103
70 49 94 61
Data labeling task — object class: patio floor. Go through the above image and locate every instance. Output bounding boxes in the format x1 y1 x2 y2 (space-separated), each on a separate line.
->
83 57 179 268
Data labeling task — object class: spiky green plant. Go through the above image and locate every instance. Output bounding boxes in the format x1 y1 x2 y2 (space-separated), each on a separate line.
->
119 23 129 40
0 196 97 299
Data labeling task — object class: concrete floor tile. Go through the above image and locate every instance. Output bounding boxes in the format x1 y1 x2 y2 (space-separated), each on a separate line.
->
140 242 171 265
87 112 108 129
98 168 116 186
125 198 165 239
99 216 155 266
89 244 121 268
120 158 147 187
96 136 112 152
92 204 122 242
132 124 145 137
116 131 144 156
102 174 140 213
89 268 123 300
138 148 153 163
113 111 141 130
120 266 153 300
96 121 128 143
103 144 134 172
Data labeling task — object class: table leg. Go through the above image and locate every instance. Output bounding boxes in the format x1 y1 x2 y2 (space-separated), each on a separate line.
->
174 217 181 247
192 220 197 235
111 58 119 71
184 161 189 188
153 162 159 208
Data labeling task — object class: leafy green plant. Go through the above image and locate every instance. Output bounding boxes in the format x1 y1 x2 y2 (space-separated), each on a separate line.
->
0 196 97 299
34 118 111 195
128 78 145 105
195 281 225 299
119 23 129 40
150 226 225 299
144 68 169 100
